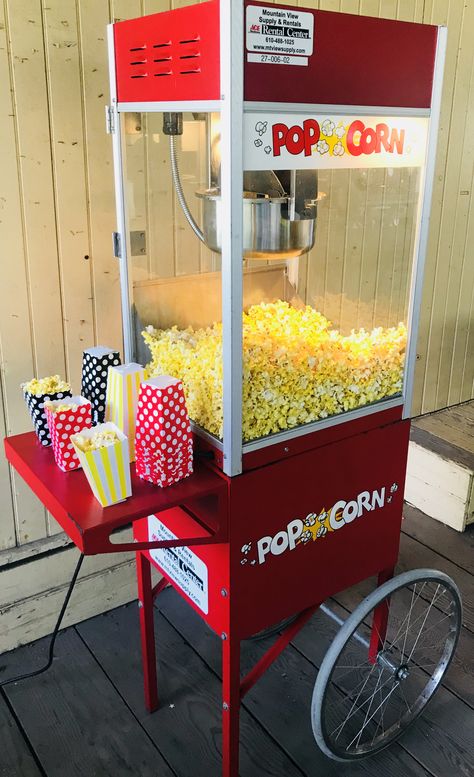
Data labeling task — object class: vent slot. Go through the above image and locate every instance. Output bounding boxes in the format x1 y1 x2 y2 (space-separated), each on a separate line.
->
180 68 201 75
179 36 200 44
180 53 200 60
153 42 171 48
131 73 148 79
130 60 147 65
154 57 172 62
130 45 146 51
154 72 172 77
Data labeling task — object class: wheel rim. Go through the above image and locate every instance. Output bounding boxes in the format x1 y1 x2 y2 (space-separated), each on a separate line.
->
314 572 462 760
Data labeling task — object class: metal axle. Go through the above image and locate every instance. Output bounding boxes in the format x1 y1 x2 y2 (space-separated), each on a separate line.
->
319 602 399 674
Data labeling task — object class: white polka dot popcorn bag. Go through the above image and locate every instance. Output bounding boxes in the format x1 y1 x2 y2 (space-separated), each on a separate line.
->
81 347 121 425
135 376 193 488
105 363 146 462
44 396 92 472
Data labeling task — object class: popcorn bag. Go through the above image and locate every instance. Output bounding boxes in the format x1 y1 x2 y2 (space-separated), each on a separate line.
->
105 363 146 462
22 376 72 447
70 423 132 507
44 396 92 472
135 376 193 488
81 347 121 424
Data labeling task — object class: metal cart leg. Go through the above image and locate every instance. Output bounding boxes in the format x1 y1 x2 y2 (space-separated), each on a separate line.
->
136 551 159 713
369 567 394 662
222 634 241 777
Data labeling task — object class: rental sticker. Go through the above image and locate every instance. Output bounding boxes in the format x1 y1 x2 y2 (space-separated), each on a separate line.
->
246 5 314 64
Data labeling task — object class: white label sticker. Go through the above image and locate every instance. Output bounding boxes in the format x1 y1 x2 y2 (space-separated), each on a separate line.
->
244 113 429 171
148 514 209 614
246 5 314 58
247 53 308 67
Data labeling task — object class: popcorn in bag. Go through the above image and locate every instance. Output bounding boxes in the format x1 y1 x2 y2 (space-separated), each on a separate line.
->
70 422 132 507
44 396 92 472
22 375 72 447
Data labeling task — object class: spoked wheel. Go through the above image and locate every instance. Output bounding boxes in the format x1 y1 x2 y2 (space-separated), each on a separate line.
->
311 569 462 761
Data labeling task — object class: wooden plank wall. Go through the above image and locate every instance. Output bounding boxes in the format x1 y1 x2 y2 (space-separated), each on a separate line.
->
0 0 473 647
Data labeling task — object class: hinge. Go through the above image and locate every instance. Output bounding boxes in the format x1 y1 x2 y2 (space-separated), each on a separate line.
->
112 232 121 258
105 105 115 134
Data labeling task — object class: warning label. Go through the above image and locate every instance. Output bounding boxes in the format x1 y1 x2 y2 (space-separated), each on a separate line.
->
246 5 314 58
148 515 209 614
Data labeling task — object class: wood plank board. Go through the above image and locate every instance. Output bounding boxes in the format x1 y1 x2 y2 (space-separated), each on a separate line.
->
2 628 176 777
403 504 474 576
0 557 136 654
77 602 305 777
415 412 474 455
0 693 43 777
0 0 49 547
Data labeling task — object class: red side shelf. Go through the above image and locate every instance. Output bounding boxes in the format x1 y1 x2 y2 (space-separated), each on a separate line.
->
4 432 228 554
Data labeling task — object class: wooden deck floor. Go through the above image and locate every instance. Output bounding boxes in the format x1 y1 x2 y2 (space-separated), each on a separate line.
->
1 507 473 777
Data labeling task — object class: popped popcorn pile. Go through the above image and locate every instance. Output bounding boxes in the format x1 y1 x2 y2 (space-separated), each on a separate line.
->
73 429 119 452
44 402 78 414
22 375 70 396
143 301 406 442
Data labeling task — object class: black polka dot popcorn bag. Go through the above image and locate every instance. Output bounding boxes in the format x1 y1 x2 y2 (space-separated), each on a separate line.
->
81 347 121 425
22 376 72 447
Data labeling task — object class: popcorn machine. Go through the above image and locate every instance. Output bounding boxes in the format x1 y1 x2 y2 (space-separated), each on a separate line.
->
107 3 462 775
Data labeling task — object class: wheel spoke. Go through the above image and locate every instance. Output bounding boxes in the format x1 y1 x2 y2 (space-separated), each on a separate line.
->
347 681 400 750
407 585 441 663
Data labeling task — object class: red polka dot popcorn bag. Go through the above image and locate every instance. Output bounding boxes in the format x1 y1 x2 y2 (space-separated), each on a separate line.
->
135 376 193 488
44 396 92 472
105 363 146 463
22 375 72 447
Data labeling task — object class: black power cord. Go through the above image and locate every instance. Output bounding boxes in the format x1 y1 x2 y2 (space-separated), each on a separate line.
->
0 552 85 687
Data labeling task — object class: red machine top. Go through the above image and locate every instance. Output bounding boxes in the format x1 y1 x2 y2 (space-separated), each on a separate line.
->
112 0 438 109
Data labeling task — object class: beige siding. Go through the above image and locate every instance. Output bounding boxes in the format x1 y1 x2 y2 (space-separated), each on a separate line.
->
0 0 472 610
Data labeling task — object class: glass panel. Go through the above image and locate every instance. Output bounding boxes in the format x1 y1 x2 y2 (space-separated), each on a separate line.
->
241 164 421 443
123 111 224 440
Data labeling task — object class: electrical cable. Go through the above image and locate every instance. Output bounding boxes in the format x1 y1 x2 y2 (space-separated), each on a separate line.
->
0 552 85 687
169 135 205 243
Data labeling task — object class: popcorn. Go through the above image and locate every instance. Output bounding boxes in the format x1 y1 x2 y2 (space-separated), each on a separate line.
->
22 375 70 396
143 301 407 443
73 428 119 452
44 402 78 414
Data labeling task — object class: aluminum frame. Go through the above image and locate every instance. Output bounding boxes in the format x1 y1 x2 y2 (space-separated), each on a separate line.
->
108 6 446 477
402 26 448 419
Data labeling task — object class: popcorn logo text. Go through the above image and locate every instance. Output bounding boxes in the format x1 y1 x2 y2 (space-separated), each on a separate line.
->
240 485 397 567
272 119 405 158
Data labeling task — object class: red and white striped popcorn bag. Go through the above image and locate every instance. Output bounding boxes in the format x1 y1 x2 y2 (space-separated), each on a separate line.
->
135 376 193 488
45 396 92 472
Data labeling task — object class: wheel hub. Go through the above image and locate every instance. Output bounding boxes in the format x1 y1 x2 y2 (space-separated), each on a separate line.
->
396 663 410 681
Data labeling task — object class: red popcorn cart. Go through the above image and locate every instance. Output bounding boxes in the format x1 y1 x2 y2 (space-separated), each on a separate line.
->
104 2 463 774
